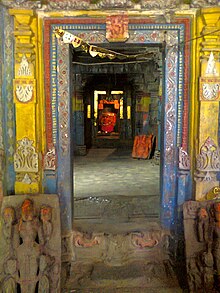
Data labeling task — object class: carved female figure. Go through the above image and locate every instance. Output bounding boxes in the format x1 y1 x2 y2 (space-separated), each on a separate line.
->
16 198 43 293
197 207 210 242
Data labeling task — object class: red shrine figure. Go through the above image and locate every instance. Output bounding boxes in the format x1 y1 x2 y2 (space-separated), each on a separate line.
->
99 111 116 133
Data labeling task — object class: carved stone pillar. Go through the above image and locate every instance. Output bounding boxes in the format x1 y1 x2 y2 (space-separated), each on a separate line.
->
9 9 40 193
194 8 220 200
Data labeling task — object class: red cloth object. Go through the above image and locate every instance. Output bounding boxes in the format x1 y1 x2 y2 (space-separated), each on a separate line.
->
99 112 116 133
132 134 154 159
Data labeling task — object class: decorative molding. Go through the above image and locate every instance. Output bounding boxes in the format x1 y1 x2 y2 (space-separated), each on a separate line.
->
131 232 159 248
17 55 32 77
1 0 42 9
44 147 56 171
57 43 69 154
73 231 101 248
16 172 39 183
4 13 15 162
106 14 129 42
14 137 38 172
205 52 218 77
200 77 220 101
179 147 190 170
195 137 220 181
191 0 219 7
2 0 220 9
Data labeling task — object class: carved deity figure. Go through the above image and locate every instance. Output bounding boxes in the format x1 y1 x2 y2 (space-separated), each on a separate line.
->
16 198 43 293
0 196 60 293
40 205 53 245
212 202 220 288
197 207 210 242
2 207 15 242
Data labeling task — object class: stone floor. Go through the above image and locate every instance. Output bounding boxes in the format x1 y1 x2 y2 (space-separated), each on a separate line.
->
73 148 160 222
74 147 160 198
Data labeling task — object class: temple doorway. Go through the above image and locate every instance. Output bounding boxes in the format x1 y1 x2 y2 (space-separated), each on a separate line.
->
71 43 163 223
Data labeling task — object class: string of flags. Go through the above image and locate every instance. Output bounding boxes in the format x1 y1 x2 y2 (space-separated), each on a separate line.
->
54 28 157 61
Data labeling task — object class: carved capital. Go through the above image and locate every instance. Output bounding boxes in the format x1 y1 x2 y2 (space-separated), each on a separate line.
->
200 10 220 59
9 9 36 63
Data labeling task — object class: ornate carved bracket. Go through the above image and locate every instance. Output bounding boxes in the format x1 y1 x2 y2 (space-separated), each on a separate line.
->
195 137 220 182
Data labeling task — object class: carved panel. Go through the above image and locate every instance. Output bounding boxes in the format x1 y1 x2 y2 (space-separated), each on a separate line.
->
13 79 36 103
191 0 219 7
179 147 190 170
106 14 129 42
14 137 38 172
44 147 56 171
17 55 32 77
195 137 220 181
183 200 220 292
0 194 61 293
200 77 220 101
57 43 69 154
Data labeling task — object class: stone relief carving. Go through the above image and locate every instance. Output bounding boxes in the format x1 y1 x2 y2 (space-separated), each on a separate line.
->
0 0 42 9
0 194 61 293
73 230 101 248
68 228 174 287
191 0 219 7
131 232 159 248
14 137 38 173
44 147 56 170
183 200 220 292
179 147 190 170
57 44 69 155
195 137 220 182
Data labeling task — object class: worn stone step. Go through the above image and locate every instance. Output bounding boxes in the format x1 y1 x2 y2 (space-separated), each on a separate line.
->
74 194 160 221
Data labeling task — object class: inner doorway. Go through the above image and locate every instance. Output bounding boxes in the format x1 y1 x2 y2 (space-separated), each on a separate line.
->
71 43 162 222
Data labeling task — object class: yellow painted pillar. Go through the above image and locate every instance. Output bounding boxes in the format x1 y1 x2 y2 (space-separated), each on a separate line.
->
9 9 40 194
195 8 220 200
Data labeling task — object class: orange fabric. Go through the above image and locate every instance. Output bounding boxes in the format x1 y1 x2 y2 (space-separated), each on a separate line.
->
132 134 154 159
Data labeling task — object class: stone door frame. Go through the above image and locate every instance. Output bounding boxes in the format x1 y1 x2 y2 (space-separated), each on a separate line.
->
43 17 191 230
